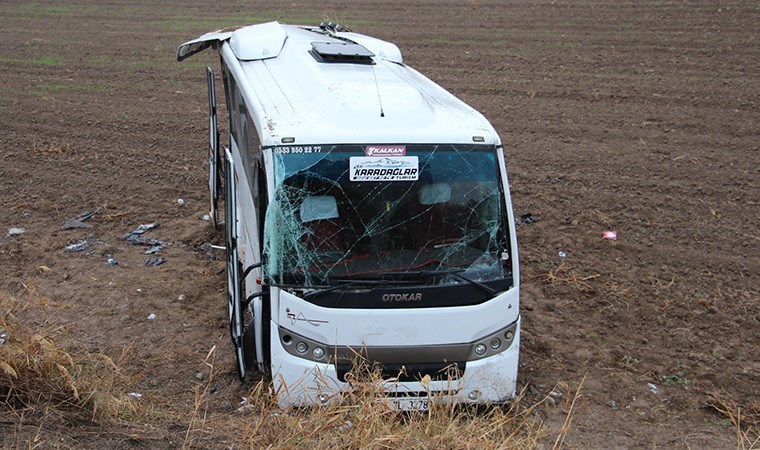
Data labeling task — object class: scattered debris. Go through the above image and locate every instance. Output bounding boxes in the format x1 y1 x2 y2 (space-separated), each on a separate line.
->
63 211 97 230
22 213 32 219
646 382 659 395
127 392 143 399
63 218 92 229
107 257 118 266
7 227 25 236
202 214 210 221
608 400 618 409
65 240 95 252
123 223 167 248
558 251 567 258
337 419 353 431
147 313 157 321
126 223 160 236
145 256 166 267
145 245 163 255
517 213 536 224
0 332 7 345
177 198 185 206
603 230 618 240
178 294 187 302
195 372 206 381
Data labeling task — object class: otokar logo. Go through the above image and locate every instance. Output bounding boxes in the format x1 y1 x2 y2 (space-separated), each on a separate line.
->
349 156 419 182
382 293 423 302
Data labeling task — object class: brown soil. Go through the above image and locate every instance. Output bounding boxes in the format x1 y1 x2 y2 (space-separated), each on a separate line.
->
1 0 758 448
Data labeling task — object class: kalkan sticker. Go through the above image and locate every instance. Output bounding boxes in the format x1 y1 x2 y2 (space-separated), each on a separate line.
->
350 156 419 181
365 145 406 157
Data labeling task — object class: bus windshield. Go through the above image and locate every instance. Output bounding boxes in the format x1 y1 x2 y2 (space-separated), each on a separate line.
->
263 144 512 288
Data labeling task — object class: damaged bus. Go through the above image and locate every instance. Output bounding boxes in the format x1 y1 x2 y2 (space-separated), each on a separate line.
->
177 21 520 409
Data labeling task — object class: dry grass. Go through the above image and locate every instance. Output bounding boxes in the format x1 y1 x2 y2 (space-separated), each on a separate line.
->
204 359 561 450
0 295 135 423
707 394 760 449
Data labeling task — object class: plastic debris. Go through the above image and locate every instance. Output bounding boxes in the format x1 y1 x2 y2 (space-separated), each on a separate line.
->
177 198 185 206
517 213 536 225
608 400 618 409
22 213 32 219
646 382 659 395
127 392 143 399
147 313 157 321
202 214 210 221
145 256 166 267
65 240 94 252
0 332 8 345
603 230 618 240
178 294 187 302
8 227 26 236
107 257 118 266
558 251 567 258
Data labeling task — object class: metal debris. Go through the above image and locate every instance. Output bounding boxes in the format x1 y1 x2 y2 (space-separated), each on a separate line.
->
517 213 536 224
147 313 157 321
144 245 163 254
145 256 166 267
65 240 94 252
63 211 98 230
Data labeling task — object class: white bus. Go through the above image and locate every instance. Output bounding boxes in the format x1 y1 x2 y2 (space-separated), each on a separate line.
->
178 21 520 409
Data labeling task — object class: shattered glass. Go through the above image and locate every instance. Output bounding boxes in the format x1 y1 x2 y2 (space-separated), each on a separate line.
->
263 144 512 290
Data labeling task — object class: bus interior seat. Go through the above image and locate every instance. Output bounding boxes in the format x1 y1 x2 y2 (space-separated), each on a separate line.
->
299 195 345 251
414 183 459 247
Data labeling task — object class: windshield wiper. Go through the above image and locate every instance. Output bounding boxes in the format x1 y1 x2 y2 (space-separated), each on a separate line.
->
303 279 410 300
382 268 498 296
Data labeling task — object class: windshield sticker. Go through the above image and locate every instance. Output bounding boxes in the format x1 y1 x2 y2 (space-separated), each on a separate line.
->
365 145 406 157
350 156 419 181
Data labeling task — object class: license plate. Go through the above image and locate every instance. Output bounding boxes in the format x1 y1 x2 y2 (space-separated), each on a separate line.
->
387 397 430 411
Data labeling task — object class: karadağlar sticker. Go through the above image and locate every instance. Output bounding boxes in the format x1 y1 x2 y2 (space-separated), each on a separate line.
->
350 156 419 181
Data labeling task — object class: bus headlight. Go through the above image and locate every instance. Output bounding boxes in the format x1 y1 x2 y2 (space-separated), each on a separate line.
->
296 341 308 354
312 347 325 360
474 343 487 356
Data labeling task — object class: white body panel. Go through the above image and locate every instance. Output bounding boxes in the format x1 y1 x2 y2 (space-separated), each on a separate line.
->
270 317 521 407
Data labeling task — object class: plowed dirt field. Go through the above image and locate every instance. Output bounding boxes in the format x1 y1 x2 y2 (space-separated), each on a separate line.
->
1 1 758 448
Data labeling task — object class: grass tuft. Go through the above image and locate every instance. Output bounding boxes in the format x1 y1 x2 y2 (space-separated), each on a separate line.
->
0 295 135 423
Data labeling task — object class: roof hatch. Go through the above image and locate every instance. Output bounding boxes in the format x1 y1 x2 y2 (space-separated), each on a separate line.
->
309 41 374 64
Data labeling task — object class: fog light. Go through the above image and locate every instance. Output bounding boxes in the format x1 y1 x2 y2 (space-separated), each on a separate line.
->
468 390 480 401
489 338 501 350
505 330 514 341
282 334 293 345
312 347 325 359
296 341 308 354
318 393 330 404
474 343 487 356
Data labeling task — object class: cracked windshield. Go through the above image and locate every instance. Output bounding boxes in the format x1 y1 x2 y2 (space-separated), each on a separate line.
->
263 144 511 288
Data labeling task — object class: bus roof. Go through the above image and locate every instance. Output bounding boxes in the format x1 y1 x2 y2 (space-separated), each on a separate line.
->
178 22 500 147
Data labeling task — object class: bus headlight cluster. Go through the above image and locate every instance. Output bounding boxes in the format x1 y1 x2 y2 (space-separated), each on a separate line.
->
468 321 518 361
280 330 330 363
